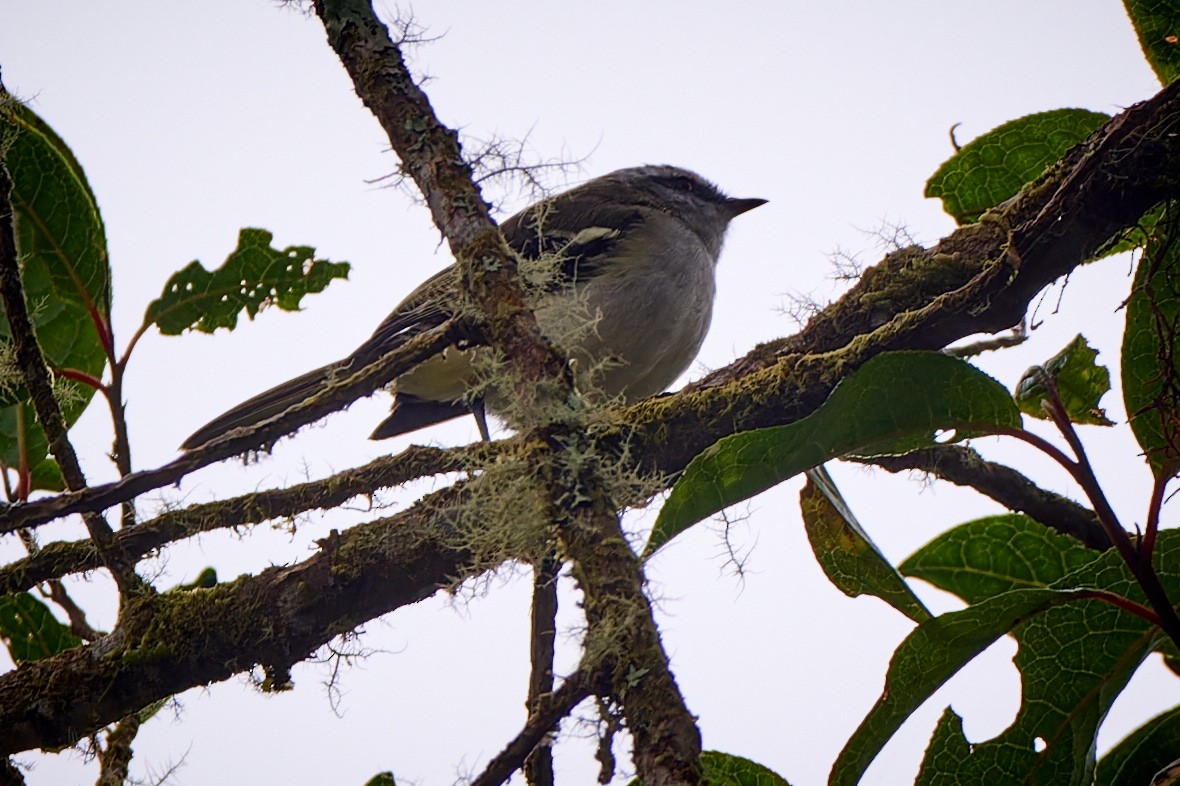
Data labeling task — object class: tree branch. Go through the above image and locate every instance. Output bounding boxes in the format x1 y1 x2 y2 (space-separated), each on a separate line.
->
0 318 462 535
854 445 1112 550
0 163 137 589
2 48 1178 767
470 666 601 786
0 443 485 594
526 557 561 786
314 5 706 782
0 487 477 755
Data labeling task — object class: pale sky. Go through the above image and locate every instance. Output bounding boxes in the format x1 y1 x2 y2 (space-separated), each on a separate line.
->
0 3 1173 785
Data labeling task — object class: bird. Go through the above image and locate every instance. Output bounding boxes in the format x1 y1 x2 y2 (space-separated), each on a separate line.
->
180 165 765 449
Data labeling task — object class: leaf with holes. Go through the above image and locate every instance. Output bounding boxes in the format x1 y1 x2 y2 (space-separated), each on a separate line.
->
143 227 350 336
831 518 1173 785
1124 0 1180 85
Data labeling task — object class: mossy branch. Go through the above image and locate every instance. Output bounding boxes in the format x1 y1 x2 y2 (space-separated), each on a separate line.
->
1 44 1179 769
0 443 487 594
313 5 706 782
0 485 478 756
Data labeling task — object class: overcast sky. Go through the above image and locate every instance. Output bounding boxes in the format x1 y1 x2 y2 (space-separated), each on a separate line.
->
0 3 1174 785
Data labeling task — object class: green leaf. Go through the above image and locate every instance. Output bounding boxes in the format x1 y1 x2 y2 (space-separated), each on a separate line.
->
1096 705 1180 785
646 352 1021 555
1015 335 1114 425
1122 206 1180 476
0 591 82 662
899 514 1101 603
925 109 1110 224
628 751 793 786
830 586 1089 786
1123 0 1180 85
169 567 217 592
897 525 1178 784
363 773 398 786
27 453 64 493
1100 203 1164 260
143 227 350 336
136 696 170 725
800 467 931 623
0 92 111 476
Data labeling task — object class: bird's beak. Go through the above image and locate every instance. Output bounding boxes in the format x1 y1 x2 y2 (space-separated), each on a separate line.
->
725 197 768 218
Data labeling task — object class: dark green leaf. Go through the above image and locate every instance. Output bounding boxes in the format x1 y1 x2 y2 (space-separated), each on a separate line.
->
646 352 1020 555
899 514 1101 603
1097 705 1180 786
830 586 1089 786
0 93 111 474
900 525 1177 784
1123 0 1180 85
1100 203 1164 259
170 567 217 592
27 454 64 493
363 773 398 786
925 109 1110 224
1015 335 1114 425
801 467 931 623
1122 206 1180 476
0 591 82 662
143 227 350 335
628 750 793 786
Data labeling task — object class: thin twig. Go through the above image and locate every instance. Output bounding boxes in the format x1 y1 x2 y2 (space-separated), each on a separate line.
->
44 579 102 641
0 318 463 535
0 162 138 589
525 556 561 786
1144 468 1169 559
0 442 485 594
469 668 598 786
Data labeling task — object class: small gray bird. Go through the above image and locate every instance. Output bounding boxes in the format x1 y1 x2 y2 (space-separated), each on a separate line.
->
181 165 764 449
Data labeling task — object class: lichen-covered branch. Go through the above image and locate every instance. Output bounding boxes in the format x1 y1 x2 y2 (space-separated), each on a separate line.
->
0 319 461 535
525 557 560 786
3 77 1178 538
0 443 485 594
1 28 1178 771
0 487 476 755
314 4 704 782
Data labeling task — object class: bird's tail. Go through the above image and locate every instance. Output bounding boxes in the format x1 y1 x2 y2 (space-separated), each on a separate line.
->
368 394 472 440
180 361 347 450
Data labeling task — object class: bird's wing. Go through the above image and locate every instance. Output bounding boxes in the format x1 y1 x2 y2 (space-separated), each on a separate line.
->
347 265 459 365
504 194 646 288
349 188 649 365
